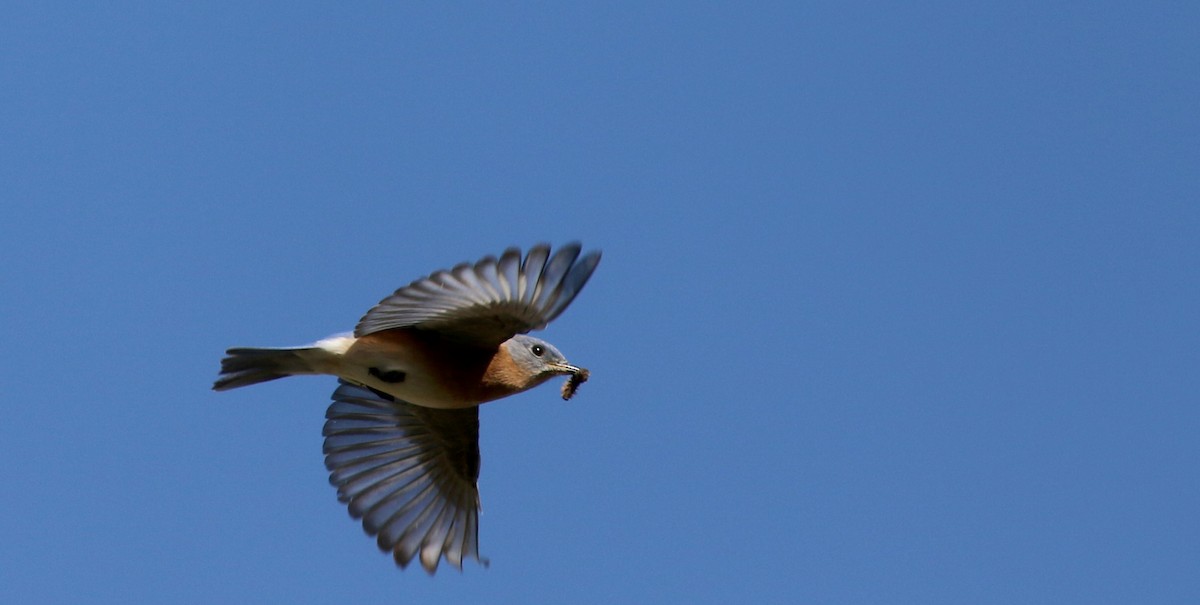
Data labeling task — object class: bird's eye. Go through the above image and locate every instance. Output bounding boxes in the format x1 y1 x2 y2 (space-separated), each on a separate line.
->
531 345 545 357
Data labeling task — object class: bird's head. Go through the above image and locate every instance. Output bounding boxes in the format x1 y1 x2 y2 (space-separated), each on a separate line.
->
505 334 580 377
498 334 587 397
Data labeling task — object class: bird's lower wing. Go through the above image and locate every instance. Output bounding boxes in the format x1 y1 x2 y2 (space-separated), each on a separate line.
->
323 381 486 573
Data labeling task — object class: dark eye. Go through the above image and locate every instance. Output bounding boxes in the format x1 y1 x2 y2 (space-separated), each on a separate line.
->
531 345 545 357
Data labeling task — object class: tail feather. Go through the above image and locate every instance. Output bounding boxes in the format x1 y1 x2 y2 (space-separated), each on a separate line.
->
213 347 317 391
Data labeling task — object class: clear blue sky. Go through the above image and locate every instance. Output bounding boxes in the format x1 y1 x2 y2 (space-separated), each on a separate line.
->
3 3 1197 603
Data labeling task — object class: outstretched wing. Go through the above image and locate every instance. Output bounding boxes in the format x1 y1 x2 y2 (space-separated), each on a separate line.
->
323 382 486 573
354 243 601 347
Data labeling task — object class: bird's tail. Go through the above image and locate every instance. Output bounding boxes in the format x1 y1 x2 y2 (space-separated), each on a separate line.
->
212 347 323 391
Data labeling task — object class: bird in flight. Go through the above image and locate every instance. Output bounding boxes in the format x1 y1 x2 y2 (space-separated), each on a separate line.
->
213 243 601 573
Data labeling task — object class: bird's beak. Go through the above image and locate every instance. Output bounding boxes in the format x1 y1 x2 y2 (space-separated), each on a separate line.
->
548 361 584 376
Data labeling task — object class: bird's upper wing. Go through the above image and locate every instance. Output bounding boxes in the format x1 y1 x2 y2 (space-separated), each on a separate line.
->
323 381 486 574
354 243 601 347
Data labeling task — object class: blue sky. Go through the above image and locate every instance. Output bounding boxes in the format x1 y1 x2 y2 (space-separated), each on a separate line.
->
2 2 1197 603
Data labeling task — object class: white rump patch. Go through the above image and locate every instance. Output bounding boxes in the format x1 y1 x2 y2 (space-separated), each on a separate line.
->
314 333 356 355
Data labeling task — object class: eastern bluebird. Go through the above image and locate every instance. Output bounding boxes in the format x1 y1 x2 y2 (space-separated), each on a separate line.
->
213 243 600 574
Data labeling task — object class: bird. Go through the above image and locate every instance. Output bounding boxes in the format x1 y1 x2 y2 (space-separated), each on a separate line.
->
212 242 601 574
